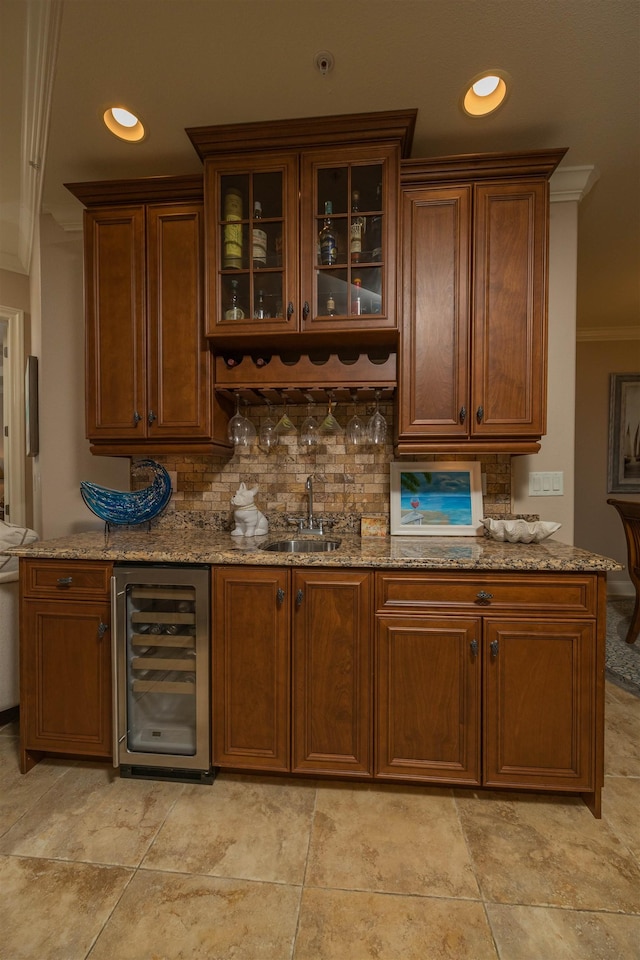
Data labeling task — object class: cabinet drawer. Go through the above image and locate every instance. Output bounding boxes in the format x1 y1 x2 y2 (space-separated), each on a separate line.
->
21 560 113 600
375 572 597 617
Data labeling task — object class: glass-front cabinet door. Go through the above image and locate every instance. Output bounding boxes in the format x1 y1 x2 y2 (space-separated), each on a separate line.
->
300 142 399 334
204 154 298 336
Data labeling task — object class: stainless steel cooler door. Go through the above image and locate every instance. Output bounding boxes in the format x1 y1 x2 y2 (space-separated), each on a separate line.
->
111 565 210 771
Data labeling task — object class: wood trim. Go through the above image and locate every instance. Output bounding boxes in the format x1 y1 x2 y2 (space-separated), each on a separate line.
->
401 148 568 184
65 175 203 207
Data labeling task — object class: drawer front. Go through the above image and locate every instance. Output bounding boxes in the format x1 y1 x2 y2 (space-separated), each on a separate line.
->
21 559 113 600
375 572 597 617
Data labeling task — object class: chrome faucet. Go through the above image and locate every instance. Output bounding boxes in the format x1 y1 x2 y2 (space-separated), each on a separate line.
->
286 475 331 534
306 475 314 529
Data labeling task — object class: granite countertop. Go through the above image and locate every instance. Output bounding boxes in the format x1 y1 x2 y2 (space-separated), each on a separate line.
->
6 528 621 572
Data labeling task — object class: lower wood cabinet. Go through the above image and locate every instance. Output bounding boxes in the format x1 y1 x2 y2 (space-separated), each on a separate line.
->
19 559 113 772
212 566 372 777
376 616 482 783
374 571 605 815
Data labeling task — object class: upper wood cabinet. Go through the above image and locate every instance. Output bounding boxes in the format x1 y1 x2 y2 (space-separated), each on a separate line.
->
396 149 567 454
186 110 417 351
65 176 232 457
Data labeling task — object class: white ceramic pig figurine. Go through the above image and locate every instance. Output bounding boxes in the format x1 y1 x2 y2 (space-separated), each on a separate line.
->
230 483 269 537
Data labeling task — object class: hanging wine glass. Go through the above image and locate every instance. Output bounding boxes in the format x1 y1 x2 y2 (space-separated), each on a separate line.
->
346 393 367 445
275 400 296 435
367 389 388 446
259 403 279 450
238 400 256 447
320 393 341 435
227 393 249 446
300 402 320 447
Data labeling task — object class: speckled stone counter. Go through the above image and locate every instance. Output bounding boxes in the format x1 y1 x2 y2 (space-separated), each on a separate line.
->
7 528 621 572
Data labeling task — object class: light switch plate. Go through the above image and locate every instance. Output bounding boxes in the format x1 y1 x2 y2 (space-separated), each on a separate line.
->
528 471 564 496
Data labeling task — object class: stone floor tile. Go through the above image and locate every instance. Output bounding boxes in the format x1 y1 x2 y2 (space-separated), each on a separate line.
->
601 774 640 860
143 772 316 884
604 698 640 777
456 789 640 913
0 854 132 960
486 902 640 959
0 761 183 866
89 869 301 960
306 781 479 899
0 735 77 837
294 887 498 960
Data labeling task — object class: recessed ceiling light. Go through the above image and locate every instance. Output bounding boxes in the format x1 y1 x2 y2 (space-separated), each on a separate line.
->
103 106 146 142
462 71 510 118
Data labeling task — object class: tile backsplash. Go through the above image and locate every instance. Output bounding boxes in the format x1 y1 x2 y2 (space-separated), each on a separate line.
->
135 401 513 532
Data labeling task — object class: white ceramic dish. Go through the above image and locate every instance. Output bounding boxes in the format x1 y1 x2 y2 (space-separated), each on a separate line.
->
481 518 562 544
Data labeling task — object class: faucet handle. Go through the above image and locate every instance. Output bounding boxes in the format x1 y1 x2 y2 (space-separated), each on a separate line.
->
286 516 305 531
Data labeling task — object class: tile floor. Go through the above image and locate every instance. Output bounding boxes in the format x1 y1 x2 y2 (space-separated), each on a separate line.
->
0 681 639 960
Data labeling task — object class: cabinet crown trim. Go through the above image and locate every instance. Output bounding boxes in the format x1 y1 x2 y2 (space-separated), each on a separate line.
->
186 109 418 160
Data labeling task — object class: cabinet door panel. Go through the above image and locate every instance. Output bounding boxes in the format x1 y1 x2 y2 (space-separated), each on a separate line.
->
213 568 290 771
292 570 372 775
484 619 595 790
85 207 146 439
376 617 481 782
21 600 112 757
204 154 299 338
472 181 547 437
398 185 471 440
147 203 211 438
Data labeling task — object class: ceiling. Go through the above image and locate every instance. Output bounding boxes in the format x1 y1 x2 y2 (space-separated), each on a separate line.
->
1 0 639 337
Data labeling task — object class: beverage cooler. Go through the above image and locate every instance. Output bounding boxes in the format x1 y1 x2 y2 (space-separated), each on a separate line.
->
111 564 213 783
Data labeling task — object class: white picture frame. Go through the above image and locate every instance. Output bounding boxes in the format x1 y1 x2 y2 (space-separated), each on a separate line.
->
390 461 483 536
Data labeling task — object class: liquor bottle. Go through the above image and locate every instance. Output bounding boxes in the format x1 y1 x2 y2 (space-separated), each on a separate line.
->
368 182 382 261
350 190 365 263
326 291 337 316
225 279 244 320
223 187 243 269
253 289 268 319
252 201 267 267
318 201 338 265
351 277 363 316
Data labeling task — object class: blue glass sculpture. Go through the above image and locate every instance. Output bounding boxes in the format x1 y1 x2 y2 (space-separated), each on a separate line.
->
80 460 172 526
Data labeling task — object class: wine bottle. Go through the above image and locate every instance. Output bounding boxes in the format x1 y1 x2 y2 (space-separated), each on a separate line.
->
223 187 243 269
319 201 338 265
368 182 382 261
351 277 363 316
326 291 337 316
223 353 243 368
252 200 267 267
253 289 268 319
253 354 271 368
350 189 365 263
225 279 244 320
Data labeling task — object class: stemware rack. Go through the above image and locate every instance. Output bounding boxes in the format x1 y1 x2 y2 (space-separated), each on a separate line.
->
214 350 396 405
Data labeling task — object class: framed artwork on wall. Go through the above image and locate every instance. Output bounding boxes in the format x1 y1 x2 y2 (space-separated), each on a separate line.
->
390 461 483 536
608 373 640 493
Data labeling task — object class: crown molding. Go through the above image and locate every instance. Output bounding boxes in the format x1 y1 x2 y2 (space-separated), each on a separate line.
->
577 326 640 342
18 1 62 272
550 165 599 203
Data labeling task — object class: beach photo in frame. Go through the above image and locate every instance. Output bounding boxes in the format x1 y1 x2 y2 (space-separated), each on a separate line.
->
390 461 483 536
608 373 640 493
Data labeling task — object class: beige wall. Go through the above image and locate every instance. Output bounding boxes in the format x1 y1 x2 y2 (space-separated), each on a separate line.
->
0 268 30 311
575 339 640 595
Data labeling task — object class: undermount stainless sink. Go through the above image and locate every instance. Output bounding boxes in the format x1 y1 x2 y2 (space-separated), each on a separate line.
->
261 538 341 553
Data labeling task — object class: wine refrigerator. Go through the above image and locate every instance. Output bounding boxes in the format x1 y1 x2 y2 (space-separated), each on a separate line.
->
111 564 213 783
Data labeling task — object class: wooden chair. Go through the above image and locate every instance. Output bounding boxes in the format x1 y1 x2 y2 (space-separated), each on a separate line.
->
607 499 640 644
